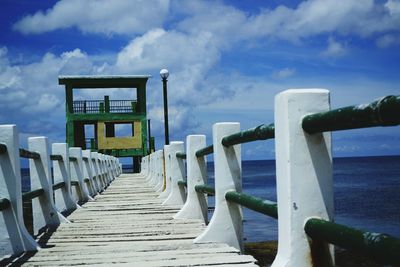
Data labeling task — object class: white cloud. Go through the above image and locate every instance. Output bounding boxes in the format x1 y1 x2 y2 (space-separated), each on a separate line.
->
271 68 296 79
13 0 170 35
321 37 347 57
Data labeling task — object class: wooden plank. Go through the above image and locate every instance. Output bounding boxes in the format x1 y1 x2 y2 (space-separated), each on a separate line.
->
3 173 257 266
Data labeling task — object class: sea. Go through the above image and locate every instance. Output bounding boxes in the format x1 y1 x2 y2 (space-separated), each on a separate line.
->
1 155 399 256
127 155 400 242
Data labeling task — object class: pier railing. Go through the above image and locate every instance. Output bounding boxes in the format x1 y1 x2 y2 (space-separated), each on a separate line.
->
141 89 400 266
0 124 121 254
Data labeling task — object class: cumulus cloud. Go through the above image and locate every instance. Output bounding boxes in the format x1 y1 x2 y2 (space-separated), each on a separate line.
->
321 37 347 57
0 47 97 141
13 0 169 35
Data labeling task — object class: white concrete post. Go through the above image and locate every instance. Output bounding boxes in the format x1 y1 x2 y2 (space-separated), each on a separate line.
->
149 153 157 186
91 152 104 191
162 142 186 206
174 135 208 222
28 137 68 234
145 154 152 181
118 163 122 174
82 150 96 197
90 152 101 192
0 125 39 253
272 89 334 267
104 155 112 184
155 151 165 192
99 154 108 186
194 122 242 251
52 143 78 212
158 145 171 199
69 147 92 202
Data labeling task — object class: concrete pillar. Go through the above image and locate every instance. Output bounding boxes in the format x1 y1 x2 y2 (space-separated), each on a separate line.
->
0 125 39 253
272 89 334 267
174 135 208 223
29 137 69 234
162 142 186 206
52 143 78 212
194 122 242 251
69 147 92 202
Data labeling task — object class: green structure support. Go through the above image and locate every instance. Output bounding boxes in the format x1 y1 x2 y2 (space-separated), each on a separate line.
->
59 75 153 172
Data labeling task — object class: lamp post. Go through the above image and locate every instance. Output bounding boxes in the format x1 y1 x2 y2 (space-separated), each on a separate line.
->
160 69 170 145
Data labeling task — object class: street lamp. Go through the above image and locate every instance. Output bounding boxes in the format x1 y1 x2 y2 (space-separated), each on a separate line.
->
160 69 170 145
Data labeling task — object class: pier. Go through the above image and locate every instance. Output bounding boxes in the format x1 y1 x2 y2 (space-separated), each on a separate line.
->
1 89 400 266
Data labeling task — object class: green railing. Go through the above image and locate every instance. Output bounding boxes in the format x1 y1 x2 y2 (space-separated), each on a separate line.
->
194 185 215 196
225 191 278 219
222 124 275 147
195 145 213 157
177 180 187 187
176 152 186 159
19 148 40 159
302 95 400 134
305 218 400 265
0 198 11 211
22 188 45 201
0 143 7 154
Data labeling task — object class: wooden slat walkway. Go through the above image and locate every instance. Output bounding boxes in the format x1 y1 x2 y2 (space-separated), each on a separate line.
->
3 174 257 266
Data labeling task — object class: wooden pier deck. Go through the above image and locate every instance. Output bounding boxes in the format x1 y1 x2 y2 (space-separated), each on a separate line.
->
3 174 257 266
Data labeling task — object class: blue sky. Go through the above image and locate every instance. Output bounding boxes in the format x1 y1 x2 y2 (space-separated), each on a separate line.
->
0 0 399 160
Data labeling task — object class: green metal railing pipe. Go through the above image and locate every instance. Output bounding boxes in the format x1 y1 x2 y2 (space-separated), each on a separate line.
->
195 185 215 196
0 143 7 154
303 95 400 134
22 188 45 201
222 124 275 147
50 154 63 161
19 148 40 159
177 180 187 187
52 181 66 191
176 152 186 159
71 181 79 186
305 218 400 265
195 145 213 157
0 198 11 211
225 191 278 219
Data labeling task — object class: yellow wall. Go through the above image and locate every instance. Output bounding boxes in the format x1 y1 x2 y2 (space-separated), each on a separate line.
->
97 121 142 149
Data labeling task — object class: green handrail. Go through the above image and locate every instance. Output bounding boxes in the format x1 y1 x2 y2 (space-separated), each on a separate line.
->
0 198 11 211
50 154 63 161
69 156 77 162
177 180 187 187
19 148 40 159
222 124 275 147
22 188 45 201
195 145 213 157
52 181 66 191
176 152 186 159
194 185 215 196
305 218 400 265
71 181 79 186
0 143 7 154
302 95 400 134
225 191 278 219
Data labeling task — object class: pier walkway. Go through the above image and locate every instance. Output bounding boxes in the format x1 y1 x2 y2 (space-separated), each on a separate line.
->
4 173 257 266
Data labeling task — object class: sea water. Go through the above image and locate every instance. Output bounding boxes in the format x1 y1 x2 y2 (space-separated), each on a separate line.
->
1 156 399 255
